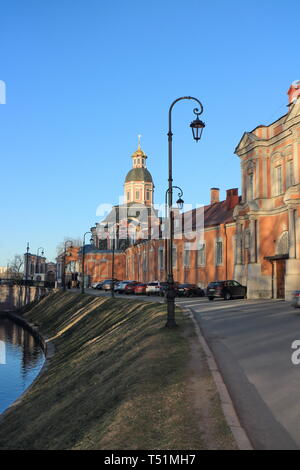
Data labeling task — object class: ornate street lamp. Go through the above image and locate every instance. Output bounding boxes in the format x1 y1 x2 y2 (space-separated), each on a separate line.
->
190 109 205 141
81 231 93 294
166 96 204 328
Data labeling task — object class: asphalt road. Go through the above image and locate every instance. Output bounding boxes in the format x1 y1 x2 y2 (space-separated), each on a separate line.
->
85 289 300 449
181 297 300 450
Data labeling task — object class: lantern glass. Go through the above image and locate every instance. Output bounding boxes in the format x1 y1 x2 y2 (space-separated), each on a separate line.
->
176 197 184 210
190 118 205 141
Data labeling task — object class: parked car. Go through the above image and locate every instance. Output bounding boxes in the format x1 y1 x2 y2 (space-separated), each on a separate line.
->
115 280 135 294
291 291 300 308
134 283 147 295
102 279 119 291
124 282 139 294
94 281 106 290
146 282 159 295
92 282 103 289
146 281 168 295
159 282 170 297
176 283 205 297
207 280 247 300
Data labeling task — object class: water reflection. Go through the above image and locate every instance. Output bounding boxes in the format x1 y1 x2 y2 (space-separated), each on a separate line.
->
0 318 45 414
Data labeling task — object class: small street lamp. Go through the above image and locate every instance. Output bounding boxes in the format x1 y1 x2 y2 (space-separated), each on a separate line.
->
81 231 93 294
164 186 184 282
104 224 119 298
166 96 205 328
63 240 73 292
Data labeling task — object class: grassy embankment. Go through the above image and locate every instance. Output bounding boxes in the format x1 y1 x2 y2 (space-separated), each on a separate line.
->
0 291 236 450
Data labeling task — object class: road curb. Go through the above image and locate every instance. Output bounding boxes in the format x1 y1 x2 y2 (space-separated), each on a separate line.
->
182 305 253 450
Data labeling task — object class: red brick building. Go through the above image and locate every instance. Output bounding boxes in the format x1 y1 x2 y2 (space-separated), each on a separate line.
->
69 82 300 300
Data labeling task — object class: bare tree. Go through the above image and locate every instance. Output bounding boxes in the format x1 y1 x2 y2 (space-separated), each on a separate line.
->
56 237 82 256
9 255 24 279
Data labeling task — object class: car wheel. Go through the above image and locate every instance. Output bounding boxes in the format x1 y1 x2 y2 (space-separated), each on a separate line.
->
224 291 231 301
208 297 214 301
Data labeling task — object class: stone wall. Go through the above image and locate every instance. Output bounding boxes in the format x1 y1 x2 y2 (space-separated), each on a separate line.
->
0 285 49 311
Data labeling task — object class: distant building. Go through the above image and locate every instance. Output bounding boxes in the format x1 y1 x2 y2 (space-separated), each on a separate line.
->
23 253 56 284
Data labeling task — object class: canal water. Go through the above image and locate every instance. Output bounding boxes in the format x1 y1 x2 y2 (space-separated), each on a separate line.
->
0 318 45 414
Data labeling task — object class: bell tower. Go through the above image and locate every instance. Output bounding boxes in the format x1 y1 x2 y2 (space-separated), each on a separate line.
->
124 136 154 206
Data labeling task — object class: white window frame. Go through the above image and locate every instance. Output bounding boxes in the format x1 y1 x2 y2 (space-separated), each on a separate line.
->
197 241 206 267
215 238 223 266
286 159 294 189
172 246 177 268
184 242 190 267
274 165 283 196
158 247 164 270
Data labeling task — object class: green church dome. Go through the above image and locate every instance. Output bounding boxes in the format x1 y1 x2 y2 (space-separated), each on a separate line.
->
125 167 153 183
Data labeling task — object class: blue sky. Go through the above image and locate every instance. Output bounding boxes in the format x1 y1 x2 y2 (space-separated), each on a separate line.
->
0 0 299 265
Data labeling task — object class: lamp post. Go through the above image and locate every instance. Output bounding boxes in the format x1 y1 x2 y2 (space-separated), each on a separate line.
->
63 240 73 292
104 224 119 298
36 247 44 277
81 231 93 294
164 186 184 282
166 96 205 328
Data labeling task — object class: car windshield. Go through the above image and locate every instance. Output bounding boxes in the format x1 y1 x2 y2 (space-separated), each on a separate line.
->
209 282 223 287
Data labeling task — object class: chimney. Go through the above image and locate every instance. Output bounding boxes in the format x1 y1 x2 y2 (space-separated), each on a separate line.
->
226 188 239 209
210 188 219 205
288 80 300 105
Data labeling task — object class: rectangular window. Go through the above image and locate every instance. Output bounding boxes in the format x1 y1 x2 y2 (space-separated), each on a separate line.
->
275 166 283 195
143 251 147 272
172 247 177 268
146 190 150 200
159 248 164 270
197 242 206 266
184 243 190 267
136 191 140 200
216 241 223 265
127 192 130 200
287 160 294 188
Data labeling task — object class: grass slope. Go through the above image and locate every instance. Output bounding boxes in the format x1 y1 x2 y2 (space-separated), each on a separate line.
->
0 291 236 450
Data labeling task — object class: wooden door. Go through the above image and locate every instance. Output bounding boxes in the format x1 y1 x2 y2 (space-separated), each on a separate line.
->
276 260 285 299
